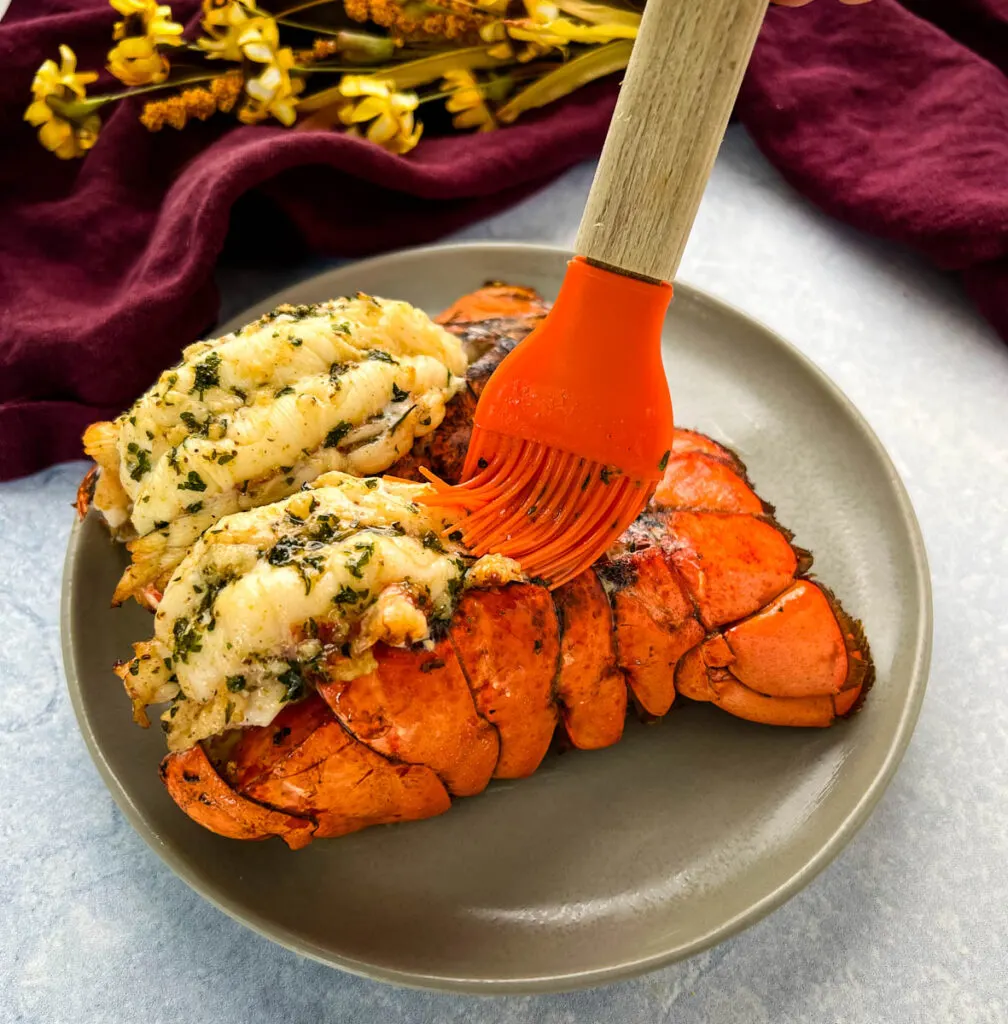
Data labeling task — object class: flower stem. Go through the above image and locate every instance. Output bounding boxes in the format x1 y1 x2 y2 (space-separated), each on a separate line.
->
277 15 342 33
292 27 399 60
496 39 630 123
276 0 340 16
419 72 513 105
292 64 385 73
297 44 515 112
47 71 220 118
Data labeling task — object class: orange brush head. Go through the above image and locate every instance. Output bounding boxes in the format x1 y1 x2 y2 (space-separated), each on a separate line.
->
422 258 674 587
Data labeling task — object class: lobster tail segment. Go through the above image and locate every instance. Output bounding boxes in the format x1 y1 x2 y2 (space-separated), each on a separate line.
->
448 585 560 779
552 570 627 750
598 548 703 718
315 639 500 798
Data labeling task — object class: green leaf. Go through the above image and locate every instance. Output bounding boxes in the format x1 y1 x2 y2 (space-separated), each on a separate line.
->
497 41 632 124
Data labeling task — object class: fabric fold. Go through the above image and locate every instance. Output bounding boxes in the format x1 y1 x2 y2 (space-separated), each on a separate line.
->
1 0 1005 479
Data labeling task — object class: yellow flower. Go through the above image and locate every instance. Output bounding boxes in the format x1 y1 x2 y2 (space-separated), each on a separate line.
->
442 69 495 132
198 3 280 63
108 36 170 85
24 45 101 160
337 76 423 155
111 0 184 45
505 0 636 48
200 0 233 32
240 47 304 126
198 2 303 126
107 0 183 85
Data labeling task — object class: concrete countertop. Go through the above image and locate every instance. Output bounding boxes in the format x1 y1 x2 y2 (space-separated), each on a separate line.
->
2 128 1005 1023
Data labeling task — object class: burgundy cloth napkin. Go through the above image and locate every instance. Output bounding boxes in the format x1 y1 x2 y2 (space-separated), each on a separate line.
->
1 0 1006 480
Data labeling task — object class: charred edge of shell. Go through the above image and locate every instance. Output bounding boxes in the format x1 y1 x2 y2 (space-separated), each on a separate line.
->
76 465 99 520
817 581 875 717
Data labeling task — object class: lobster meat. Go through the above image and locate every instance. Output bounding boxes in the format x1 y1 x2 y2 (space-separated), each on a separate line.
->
157 285 872 849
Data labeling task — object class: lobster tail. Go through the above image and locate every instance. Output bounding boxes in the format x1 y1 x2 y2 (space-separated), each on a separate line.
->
148 285 874 847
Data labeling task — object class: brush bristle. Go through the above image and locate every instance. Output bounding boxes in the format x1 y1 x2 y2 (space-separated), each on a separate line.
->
419 428 653 588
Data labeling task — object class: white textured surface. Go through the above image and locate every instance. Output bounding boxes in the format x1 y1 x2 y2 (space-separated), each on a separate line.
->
1 128 1005 1023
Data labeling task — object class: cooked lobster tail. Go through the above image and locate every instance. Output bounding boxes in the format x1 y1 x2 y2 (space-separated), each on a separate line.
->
161 286 872 849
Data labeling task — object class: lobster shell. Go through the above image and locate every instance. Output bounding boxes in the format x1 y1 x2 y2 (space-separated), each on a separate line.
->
161 285 873 849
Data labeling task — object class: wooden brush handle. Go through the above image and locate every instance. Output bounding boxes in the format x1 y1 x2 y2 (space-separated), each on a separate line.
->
575 0 770 283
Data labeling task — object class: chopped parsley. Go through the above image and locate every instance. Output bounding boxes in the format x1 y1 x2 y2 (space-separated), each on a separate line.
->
267 536 301 566
217 451 236 465
364 478 379 490
446 565 465 604
184 501 204 514
310 514 338 543
333 585 368 606
190 352 221 398
274 385 295 398
367 349 398 365
179 411 209 436
172 617 203 661
391 382 409 403
178 470 207 492
421 531 445 553
295 554 326 594
658 450 671 472
125 442 151 481
278 663 306 703
346 541 374 579
323 421 353 448
283 303 319 321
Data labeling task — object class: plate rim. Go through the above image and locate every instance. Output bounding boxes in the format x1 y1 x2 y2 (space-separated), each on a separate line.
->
60 240 933 994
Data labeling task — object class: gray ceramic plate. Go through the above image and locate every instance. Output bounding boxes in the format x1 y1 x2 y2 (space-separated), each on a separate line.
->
61 242 931 994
